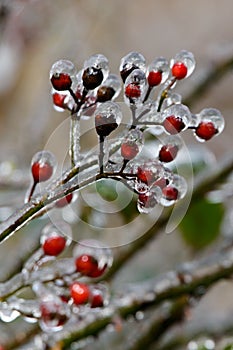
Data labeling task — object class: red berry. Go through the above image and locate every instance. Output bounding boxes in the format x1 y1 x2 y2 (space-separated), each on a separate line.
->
147 70 162 86
75 254 106 278
70 282 90 305
51 73 72 91
121 143 139 160
52 92 67 108
31 162 53 183
55 193 73 208
162 186 178 201
125 83 141 98
195 121 217 141
91 291 104 308
138 192 157 208
137 167 155 185
43 235 66 256
163 115 185 134
159 145 178 162
171 62 188 80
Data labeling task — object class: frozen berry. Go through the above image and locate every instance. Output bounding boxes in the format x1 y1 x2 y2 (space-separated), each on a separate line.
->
195 121 217 140
163 115 185 134
55 193 73 208
121 142 139 160
75 254 106 278
43 235 66 256
125 83 141 99
51 73 72 91
82 67 103 90
162 186 178 201
120 64 138 82
31 162 53 183
70 282 90 305
159 145 178 162
90 291 104 308
147 70 162 86
52 92 67 109
95 114 118 137
171 62 187 80
97 86 115 102
137 167 156 185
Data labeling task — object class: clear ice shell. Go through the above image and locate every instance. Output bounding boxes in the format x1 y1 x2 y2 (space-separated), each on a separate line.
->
161 92 182 111
98 73 122 100
198 108 225 133
147 57 170 84
160 174 187 207
94 101 122 125
124 69 147 105
122 128 144 154
161 103 192 130
83 54 109 81
170 50 196 78
31 150 56 170
50 59 76 80
73 239 113 271
120 52 146 73
40 221 72 246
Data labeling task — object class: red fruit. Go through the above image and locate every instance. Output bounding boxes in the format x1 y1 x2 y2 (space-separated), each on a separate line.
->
75 254 106 278
138 192 157 208
147 70 162 86
171 62 188 80
159 145 178 162
137 167 155 185
55 193 73 208
43 235 66 256
162 186 179 201
31 162 53 183
51 73 72 91
52 92 67 108
70 282 90 305
121 142 139 160
125 83 141 98
163 115 185 134
195 121 217 141
91 291 104 308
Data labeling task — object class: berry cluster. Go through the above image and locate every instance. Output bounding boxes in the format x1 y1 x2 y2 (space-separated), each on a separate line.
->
26 50 224 213
0 222 112 334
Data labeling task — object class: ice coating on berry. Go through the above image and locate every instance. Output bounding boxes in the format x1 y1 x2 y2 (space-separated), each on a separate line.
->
83 53 109 81
94 101 122 136
31 151 56 183
121 129 144 160
147 57 169 86
39 296 69 332
97 74 121 102
162 104 191 134
199 108 224 133
120 51 146 82
160 174 187 206
124 69 146 104
50 60 76 91
170 50 195 78
137 160 163 186
40 221 72 249
158 135 182 162
73 239 113 276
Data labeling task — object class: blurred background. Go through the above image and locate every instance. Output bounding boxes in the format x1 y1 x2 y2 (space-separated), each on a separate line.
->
0 0 233 348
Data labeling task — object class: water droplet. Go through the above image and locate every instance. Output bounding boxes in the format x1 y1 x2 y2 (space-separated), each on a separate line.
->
135 311 144 321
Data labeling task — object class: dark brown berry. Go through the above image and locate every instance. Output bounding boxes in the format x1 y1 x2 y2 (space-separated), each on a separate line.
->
120 64 137 82
96 86 115 102
95 114 118 137
82 67 103 90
